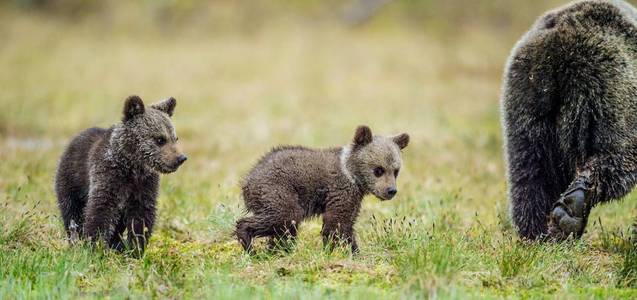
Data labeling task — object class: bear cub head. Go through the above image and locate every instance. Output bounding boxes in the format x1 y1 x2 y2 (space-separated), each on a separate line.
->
115 95 187 173
345 125 409 200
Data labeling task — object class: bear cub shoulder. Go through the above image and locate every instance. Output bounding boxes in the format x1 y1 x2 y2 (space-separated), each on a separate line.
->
55 95 187 256
236 125 409 253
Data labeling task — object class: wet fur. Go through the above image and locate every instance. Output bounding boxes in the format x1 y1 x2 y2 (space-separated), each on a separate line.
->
502 0 637 240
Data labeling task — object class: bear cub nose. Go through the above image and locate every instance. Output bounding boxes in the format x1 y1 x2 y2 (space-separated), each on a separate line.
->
387 187 397 197
176 154 188 166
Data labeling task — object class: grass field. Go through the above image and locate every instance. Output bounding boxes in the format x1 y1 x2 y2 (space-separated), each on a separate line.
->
3 1 637 298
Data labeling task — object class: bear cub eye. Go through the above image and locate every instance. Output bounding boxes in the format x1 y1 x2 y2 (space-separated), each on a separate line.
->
373 166 385 177
394 169 400 177
155 137 167 146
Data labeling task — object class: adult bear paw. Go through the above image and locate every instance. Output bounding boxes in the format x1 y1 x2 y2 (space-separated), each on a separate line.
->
548 177 591 240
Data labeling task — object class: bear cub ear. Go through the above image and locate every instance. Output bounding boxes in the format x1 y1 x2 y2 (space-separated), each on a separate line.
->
123 95 145 121
393 133 410 150
151 97 177 117
353 125 373 147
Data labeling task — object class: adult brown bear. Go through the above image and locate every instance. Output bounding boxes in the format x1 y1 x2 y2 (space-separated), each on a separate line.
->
501 0 637 240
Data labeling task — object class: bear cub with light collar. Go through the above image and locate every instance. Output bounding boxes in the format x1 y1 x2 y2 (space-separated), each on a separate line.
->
236 125 409 253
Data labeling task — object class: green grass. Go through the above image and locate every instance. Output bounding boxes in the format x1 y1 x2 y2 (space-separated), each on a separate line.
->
3 1 637 298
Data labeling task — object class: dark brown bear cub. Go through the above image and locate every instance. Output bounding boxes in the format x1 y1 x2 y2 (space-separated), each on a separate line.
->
236 125 409 253
55 95 187 256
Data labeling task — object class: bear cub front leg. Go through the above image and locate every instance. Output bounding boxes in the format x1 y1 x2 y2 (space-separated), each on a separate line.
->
321 202 360 253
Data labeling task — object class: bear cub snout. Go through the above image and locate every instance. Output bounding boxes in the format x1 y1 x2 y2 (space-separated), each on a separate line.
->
236 125 409 253
55 95 186 256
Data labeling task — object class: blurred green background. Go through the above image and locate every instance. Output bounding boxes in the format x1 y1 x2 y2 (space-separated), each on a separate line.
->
2 0 564 32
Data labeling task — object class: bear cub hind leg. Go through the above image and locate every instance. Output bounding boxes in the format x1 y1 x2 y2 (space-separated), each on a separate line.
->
235 216 300 253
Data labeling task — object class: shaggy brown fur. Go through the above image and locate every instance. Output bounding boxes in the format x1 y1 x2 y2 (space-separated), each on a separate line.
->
501 0 637 240
55 95 187 256
236 125 409 253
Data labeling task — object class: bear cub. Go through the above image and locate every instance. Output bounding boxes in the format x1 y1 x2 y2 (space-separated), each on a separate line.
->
236 125 409 253
55 95 187 255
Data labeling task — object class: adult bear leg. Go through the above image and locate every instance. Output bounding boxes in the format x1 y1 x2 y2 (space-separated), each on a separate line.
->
549 148 637 239
506 120 567 240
